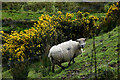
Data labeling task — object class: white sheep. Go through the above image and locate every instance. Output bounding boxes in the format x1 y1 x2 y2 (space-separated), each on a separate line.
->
48 38 86 72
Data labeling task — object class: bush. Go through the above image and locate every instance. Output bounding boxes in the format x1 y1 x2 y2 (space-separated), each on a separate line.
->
1 13 66 78
97 67 115 80
2 2 24 11
53 11 99 39
99 2 120 32
11 62 29 80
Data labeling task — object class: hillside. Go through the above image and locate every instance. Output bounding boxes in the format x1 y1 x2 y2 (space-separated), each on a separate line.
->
28 26 119 79
2 26 119 79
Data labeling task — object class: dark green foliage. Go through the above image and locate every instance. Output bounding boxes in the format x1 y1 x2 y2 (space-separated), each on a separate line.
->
2 2 108 13
2 2 26 11
97 67 115 80
11 62 29 80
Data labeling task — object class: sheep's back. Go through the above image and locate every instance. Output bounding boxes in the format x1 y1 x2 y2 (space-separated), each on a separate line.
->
48 40 79 63
49 46 69 62
57 40 78 60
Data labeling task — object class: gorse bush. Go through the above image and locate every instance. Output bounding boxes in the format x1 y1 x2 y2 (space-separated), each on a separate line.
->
99 2 120 32
2 14 64 63
1 14 64 78
54 11 99 39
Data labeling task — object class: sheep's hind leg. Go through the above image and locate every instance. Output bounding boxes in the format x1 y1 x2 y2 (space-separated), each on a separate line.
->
51 56 55 72
52 63 55 72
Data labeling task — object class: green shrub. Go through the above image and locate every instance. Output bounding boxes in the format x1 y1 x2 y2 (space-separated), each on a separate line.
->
11 62 29 80
97 67 115 80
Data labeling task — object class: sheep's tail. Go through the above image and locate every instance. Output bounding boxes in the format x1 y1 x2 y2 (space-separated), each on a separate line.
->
48 52 53 63
48 52 51 58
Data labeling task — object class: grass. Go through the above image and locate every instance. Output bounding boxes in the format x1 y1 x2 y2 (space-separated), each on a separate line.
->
2 10 106 21
0 66 1 80
0 33 2 80
90 13 106 17
2 69 12 78
2 10 42 21
2 26 31 33
2 26 119 79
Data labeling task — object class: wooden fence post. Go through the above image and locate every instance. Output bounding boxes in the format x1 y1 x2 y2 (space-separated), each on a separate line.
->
93 31 97 80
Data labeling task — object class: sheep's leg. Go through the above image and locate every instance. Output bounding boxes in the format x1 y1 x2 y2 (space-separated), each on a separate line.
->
57 63 66 69
68 57 75 67
52 63 55 72
72 54 76 63
72 58 75 63
51 56 55 72
68 59 72 66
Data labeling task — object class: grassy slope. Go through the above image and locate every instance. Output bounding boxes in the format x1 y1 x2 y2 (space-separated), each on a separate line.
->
43 26 119 79
2 26 119 79
23 26 119 79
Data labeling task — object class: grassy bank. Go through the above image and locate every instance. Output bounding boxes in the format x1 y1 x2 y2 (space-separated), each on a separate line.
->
2 26 119 79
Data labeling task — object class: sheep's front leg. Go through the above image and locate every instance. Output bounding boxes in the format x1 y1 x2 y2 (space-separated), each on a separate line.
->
68 58 75 67
72 54 76 63
57 63 66 70
68 59 72 66
72 58 75 63
68 57 74 67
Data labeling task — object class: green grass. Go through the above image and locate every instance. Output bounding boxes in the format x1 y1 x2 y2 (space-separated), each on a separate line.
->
0 66 1 79
2 10 42 20
2 69 12 78
89 13 106 17
2 10 105 21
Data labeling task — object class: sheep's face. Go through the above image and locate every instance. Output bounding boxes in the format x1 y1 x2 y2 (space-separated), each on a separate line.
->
76 38 86 48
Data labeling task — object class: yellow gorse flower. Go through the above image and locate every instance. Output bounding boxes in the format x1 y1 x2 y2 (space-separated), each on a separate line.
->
57 11 62 15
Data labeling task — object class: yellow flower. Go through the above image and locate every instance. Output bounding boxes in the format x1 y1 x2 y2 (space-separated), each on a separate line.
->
57 11 62 15
86 20 90 24
18 59 20 62
9 58 12 60
21 56 24 62
0 31 4 34
37 44 40 47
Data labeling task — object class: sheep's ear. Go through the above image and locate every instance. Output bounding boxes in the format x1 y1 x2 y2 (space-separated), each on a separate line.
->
85 38 87 41
72 38 76 41
76 39 79 42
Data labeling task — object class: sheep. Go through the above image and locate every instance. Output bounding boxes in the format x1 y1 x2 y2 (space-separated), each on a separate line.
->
48 38 86 72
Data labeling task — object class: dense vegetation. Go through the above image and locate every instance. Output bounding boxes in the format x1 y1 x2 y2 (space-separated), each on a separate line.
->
1 2 120 80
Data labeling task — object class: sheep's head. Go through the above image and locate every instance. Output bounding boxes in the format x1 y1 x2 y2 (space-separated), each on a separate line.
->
76 38 87 48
